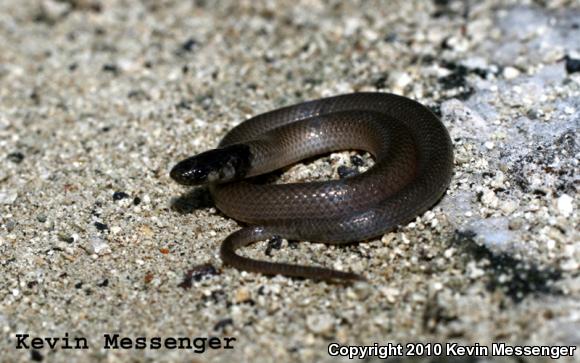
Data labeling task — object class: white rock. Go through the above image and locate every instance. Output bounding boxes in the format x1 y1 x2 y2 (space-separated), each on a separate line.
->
503 66 520 79
379 286 400 303
40 0 71 21
445 36 469 52
561 259 579 271
440 99 489 133
0 190 18 204
491 171 505 188
306 314 334 335
89 237 111 255
467 261 485 279
481 189 499 208
390 71 412 92
444 248 455 258
556 194 573 217
500 200 518 215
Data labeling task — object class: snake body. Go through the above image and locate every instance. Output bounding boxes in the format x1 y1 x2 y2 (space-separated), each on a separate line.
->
170 92 453 281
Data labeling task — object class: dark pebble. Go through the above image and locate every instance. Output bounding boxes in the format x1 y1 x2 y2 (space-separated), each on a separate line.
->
94 222 108 231
213 318 234 332
265 236 283 256
439 71 468 90
430 104 442 117
5 220 16 232
338 165 358 178
181 38 198 52
31 350 43 362
128 89 147 99
112 191 129 201
176 100 191 110
133 197 141 205
7 152 24 164
58 233 75 243
384 32 397 42
97 278 109 287
201 290 226 304
102 64 119 74
565 55 580 74
372 74 388 90
178 264 219 289
351 155 364 166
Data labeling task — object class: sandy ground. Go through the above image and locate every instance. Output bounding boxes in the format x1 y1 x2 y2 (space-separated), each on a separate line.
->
1 0 579 362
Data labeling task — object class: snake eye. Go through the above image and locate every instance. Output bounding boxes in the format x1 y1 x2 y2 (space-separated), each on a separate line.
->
170 144 252 186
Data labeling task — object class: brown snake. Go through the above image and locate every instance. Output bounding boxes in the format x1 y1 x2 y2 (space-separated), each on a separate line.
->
170 92 453 281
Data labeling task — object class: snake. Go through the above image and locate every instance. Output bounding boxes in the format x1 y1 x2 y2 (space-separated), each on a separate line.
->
170 92 453 281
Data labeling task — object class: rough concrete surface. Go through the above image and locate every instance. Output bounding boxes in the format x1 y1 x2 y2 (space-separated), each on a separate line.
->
0 0 579 362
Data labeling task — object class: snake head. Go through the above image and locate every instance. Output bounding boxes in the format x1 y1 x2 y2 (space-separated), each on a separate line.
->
170 144 252 185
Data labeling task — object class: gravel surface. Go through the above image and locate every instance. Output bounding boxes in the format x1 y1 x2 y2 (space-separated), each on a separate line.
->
1 1 578 362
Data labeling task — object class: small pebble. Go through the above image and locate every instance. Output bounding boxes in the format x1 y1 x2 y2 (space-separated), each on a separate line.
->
180 38 198 52
112 191 129 201
306 314 334 335
30 350 43 362
89 237 110 255
234 287 252 303
94 222 109 232
5 220 16 232
265 236 283 256
7 152 24 163
351 155 364 166
178 264 218 289
379 286 400 303
431 281 443 291
503 66 520 79
481 189 499 208
556 194 573 217
0 190 18 205
564 55 580 74
391 71 412 92
102 64 119 74
337 165 358 178
58 233 75 243
213 318 234 332
491 172 505 188
560 259 579 271
564 106 575 115
500 200 518 215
